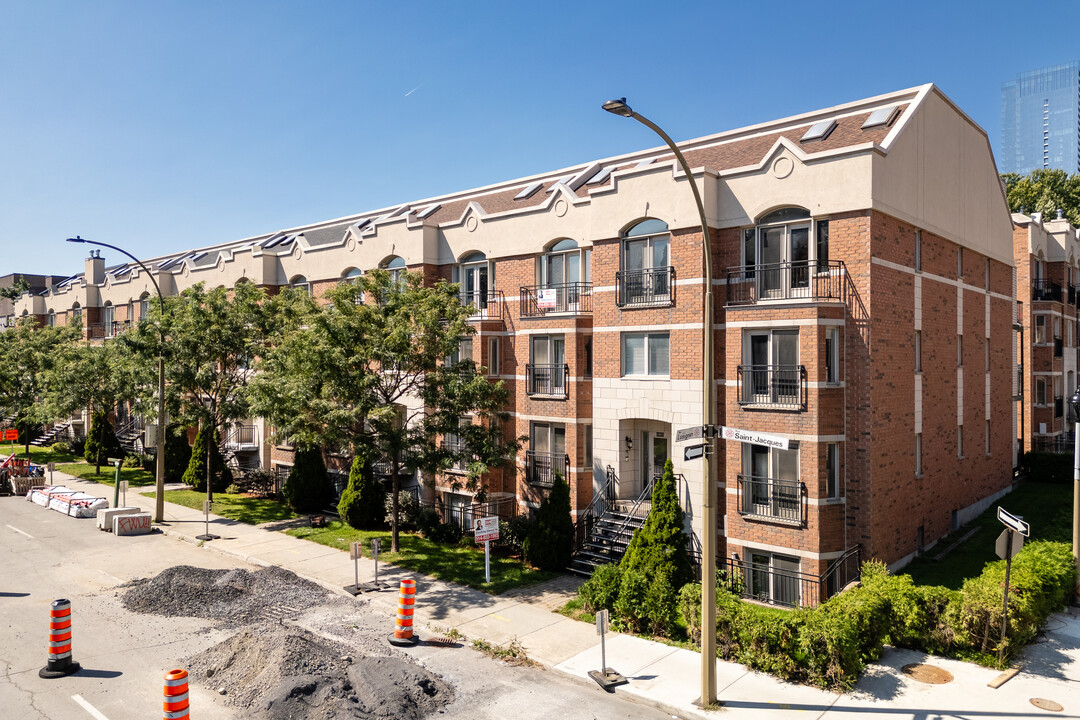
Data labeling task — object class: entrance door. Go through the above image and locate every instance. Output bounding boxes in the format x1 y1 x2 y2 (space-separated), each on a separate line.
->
639 431 668 491
462 262 488 311
758 223 810 297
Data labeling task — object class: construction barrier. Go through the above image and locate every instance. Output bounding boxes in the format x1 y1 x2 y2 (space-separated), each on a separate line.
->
163 668 190 720
39 598 81 678
387 578 418 646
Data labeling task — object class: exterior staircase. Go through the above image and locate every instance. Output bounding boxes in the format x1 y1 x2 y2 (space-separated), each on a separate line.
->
569 466 652 577
29 422 69 447
220 424 261 476
114 417 143 454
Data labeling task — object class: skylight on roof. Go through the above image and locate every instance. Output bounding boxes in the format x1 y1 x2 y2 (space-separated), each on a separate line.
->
514 182 543 201
801 119 836 142
588 166 613 185
635 158 654 168
862 105 900 129
188 251 207 262
417 204 440 219
546 174 575 192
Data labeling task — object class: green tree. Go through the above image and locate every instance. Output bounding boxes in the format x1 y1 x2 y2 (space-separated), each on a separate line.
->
1002 169 1080 225
164 424 192 484
84 408 124 471
523 473 574 570
619 458 693 590
182 423 233 493
126 281 291 501
338 450 385 529
283 444 333 513
0 277 30 302
0 319 79 454
250 270 520 551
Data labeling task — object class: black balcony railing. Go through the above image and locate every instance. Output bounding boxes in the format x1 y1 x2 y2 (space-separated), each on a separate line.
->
458 290 505 321
720 545 861 608
525 450 569 488
736 365 807 409
1032 279 1063 302
1055 396 1064 418
526 363 569 398
1054 337 1064 357
726 260 845 305
616 266 675 308
737 475 805 525
223 424 258 449
519 282 593 317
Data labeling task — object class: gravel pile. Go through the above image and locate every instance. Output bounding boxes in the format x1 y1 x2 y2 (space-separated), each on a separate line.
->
121 565 328 626
186 627 453 720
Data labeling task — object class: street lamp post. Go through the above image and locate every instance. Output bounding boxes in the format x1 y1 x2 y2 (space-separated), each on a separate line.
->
1071 387 1080 601
602 98 718 705
67 237 168 524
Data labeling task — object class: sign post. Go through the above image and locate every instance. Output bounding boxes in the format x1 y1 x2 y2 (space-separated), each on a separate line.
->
119 479 128 507
474 517 499 584
196 499 219 541
371 538 381 588
995 508 1030 664
47 462 55 485
343 541 363 596
112 460 122 509
588 609 627 691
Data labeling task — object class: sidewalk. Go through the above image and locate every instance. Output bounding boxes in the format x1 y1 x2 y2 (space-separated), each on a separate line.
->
46 473 1080 720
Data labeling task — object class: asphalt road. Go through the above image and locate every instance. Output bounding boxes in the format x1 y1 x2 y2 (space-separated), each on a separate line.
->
0 493 674 720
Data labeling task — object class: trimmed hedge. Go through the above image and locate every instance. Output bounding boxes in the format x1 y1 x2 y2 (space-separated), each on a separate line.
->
676 541 1076 690
1019 452 1072 483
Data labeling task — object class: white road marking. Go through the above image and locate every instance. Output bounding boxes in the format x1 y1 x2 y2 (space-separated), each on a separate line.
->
72 694 112 720
5 524 33 539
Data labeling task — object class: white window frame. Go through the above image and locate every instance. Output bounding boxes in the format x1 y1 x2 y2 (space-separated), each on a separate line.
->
825 327 840 384
826 443 840 499
1036 377 1047 405
914 330 922 372
621 332 670 377
487 337 499 377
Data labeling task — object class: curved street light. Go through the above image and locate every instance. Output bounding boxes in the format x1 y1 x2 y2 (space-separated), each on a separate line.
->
67 236 168 523
602 97 718 705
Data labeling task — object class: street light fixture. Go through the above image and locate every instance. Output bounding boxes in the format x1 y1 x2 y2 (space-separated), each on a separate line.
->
1070 387 1080 600
67 236 168 524
602 97 718 705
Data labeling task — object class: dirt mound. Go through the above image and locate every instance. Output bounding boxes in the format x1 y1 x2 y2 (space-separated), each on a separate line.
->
121 565 328 626
186 627 453 720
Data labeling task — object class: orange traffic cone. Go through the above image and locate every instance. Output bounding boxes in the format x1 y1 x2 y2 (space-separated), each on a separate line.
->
39 599 80 678
162 669 190 720
388 578 418 646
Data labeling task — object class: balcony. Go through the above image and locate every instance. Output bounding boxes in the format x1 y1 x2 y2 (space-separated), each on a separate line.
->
1055 337 1064 357
526 363 569 398
458 290 505 321
726 260 845 305
1055 396 1064 418
1032 279 1063 303
736 475 805 525
519 282 593 317
441 437 469 473
223 424 259 451
737 365 807 410
615 267 675 308
525 450 569 488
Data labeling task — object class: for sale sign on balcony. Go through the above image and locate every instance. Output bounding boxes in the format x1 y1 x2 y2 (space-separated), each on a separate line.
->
720 426 789 450
537 288 557 309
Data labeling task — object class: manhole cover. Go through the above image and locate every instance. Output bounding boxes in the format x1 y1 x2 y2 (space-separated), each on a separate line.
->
901 663 954 684
426 637 458 648
1030 698 1063 712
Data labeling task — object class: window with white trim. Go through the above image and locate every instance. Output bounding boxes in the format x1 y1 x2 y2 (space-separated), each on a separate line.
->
826 443 840 499
487 337 499 376
1036 377 1047 405
915 433 922 476
1035 315 1046 344
621 332 670 377
825 328 839 384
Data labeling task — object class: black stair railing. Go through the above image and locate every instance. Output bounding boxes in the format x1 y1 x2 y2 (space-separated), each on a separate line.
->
573 466 617 555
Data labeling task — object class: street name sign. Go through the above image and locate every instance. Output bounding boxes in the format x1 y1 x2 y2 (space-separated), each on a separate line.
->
996 507 1030 537
720 426 789 450
676 426 705 443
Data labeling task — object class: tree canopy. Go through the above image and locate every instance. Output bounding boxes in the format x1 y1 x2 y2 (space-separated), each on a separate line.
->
1002 169 1080 225
0 319 79 452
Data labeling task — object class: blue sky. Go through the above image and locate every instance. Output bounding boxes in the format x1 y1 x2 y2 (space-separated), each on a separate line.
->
2 0 1079 277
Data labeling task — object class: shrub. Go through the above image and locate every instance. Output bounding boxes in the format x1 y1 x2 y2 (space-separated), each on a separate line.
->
164 425 192 484
84 409 123 470
678 582 703 643
430 521 464 545
385 490 421 529
182 425 233 493
49 440 71 455
337 453 386 529
523 473 574 570
225 483 242 495
580 563 623 614
70 437 86 457
282 445 333 513
416 507 442 538
613 569 650 633
497 514 534 555
235 468 277 497
1019 451 1072 483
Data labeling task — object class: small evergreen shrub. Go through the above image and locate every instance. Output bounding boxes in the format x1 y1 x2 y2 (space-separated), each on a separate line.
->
385 491 421 529
430 521 464 545
580 563 623 614
49 441 71 455
225 483 242 495
282 445 333 513
497 514 534 554
523 473 573 570
337 454 386 529
164 425 192 484
416 507 442 538
84 409 123 469
121 454 140 469
182 425 233 493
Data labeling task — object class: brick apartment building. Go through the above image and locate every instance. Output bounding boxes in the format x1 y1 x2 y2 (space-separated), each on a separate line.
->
1013 211 1080 453
14 83 1019 606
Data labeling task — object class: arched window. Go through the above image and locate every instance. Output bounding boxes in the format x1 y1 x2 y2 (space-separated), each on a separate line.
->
341 268 363 282
454 251 493 313
380 256 407 290
740 206 828 298
530 239 591 315
47 310 56 327
619 219 672 307
139 292 150 321
103 301 115 337
289 275 309 296
72 302 82 324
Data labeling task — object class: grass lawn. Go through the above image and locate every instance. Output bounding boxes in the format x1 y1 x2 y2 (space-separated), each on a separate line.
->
0 444 80 465
287 521 556 595
55 461 156 487
904 480 1073 589
144 489 298 525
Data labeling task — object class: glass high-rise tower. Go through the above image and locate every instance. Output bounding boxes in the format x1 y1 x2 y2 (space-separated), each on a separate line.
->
1000 62 1080 176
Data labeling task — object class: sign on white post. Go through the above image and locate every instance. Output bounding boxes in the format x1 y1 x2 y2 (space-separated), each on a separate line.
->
720 426 789 449
473 516 499 543
203 500 213 513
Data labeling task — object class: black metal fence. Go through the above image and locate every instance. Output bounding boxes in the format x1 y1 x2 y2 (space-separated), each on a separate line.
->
725 260 845 305
519 282 593 317
720 545 861 608
422 495 519 530
616 267 675 308
737 365 807 409
1033 279 1063 302
526 363 569 397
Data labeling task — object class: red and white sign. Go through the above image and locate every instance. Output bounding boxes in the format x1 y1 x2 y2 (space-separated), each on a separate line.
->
537 288 557 310
720 426 789 450
473 516 499 543
4 429 18 441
